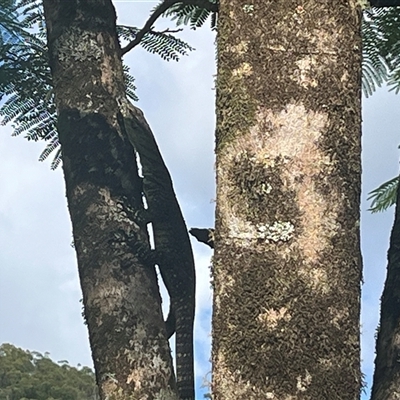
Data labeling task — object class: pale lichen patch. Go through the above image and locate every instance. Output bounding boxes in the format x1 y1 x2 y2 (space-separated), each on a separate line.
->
351 0 371 10
294 56 318 88
258 307 291 330
318 358 334 369
298 265 330 294
258 221 295 242
88 281 126 318
101 374 119 396
296 370 312 392
57 27 102 64
311 27 341 55
292 25 342 88
227 40 250 55
247 104 328 172
242 4 254 15
214 353 313 399
232 62 253 77
218 103 341 270
295 177 340 263
226 216 294 246
252 104 339 263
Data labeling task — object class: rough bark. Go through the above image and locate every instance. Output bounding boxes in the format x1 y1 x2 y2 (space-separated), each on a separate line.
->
212 1 362 399
370 177 400 400
42 1 177 399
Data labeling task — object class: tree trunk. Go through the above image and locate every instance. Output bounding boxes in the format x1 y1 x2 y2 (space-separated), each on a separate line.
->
42 1 177 398
212 1 363 399
371 176 400 400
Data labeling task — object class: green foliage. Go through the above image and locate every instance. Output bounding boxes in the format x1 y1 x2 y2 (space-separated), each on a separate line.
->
0 1 61 166
0 343 98 400
367 175 398 213
118 25 194 61
162 0 218 30
362 7 400 213
0 0 193 168
362 7 400 97
362 12 388 97
0 0 20 45
0 0 62 168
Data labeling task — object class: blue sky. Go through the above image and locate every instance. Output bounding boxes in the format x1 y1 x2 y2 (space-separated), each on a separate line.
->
0 2 399 399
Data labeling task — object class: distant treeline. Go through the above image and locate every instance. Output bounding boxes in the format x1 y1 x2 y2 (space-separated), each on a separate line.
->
0 343 98 400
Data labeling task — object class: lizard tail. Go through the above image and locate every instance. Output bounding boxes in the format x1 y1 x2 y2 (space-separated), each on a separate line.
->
176 308 195 400
165 306 194 399
176 329 195 400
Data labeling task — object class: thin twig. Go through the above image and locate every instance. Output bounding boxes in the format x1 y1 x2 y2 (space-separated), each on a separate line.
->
156 27 183 34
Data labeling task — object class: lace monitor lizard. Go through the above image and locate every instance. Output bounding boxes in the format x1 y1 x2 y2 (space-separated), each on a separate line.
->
118 101 195 400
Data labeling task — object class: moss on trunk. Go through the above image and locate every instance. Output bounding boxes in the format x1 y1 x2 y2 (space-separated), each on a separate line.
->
213 1 362 398
42 1 177 398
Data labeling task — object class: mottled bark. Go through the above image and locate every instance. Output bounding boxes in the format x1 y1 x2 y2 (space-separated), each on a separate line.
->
371 178 400 400
213 1 362 399
42 1 177 398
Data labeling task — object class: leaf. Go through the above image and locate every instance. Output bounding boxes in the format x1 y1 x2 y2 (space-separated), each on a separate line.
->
118 25 194 62
362 7 400 97
367 176 399 213
0 1 140 168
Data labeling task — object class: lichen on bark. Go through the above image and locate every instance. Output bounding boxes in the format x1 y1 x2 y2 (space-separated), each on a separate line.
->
42 0 178 398
213 1 362 399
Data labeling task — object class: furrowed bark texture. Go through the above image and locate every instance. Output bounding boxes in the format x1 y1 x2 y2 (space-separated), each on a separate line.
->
371 179 400 400
42 1 177 398
213 1 362 399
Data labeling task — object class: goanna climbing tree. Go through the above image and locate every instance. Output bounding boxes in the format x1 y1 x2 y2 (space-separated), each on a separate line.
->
41 0 180 398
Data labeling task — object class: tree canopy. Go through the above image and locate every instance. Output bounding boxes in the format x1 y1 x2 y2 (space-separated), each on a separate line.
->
0 343 98 400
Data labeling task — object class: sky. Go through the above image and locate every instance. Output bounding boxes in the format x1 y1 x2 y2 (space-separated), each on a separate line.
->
0 2 400 399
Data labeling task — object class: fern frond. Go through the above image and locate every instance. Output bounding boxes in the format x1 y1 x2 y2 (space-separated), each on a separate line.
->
39 136 60 163
190 5 210 29
367 176 399 213
141 31 194 61
362 10 389 97
123 64 138 102
163 0 218 30
387 66 400 94
1 96 37 124
362 7 400 96
49 147 62 170
118 25 194 61
1 2 139 169
210 10 217 30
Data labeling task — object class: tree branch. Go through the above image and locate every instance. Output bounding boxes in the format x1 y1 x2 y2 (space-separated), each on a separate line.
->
156 27 183 34
120 0 218 56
